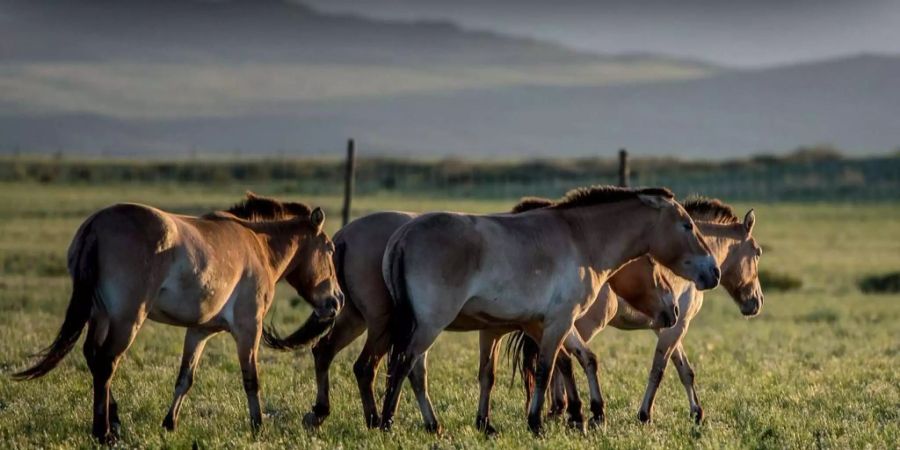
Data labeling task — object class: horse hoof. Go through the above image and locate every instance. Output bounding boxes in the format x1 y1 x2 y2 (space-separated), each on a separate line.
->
589 414 606 429
95 431 117 446
567 419 586 434
692 406 704 425
476 417 498 436
424 421 442 435
365 414 381 429
303 411 325 428
528 417 544 436
162 415 176 432
380 418 393 432
638 409 652 424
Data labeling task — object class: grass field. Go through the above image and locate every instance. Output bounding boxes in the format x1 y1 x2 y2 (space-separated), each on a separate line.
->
0 182 897 449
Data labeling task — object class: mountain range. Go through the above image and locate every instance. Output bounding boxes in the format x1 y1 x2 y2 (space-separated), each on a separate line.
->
0 0 897 157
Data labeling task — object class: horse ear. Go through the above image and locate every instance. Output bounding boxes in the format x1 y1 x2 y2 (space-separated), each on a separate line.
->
245 191 259 200
311 207 325 231
744 209 756 234
637 194 669 209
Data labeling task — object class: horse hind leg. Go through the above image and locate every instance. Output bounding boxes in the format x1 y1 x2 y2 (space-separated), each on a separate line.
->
83 309 147 444
305 307 365 428
162 327 217 431
232 322 264 433
475 330 503 436
407 351 441 434
555 352 586 433
353 318 391 429
379 325 443 432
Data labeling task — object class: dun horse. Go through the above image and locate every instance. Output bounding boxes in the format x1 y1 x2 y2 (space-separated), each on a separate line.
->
264 206 677 434
517 197 763 424
379 186 720 434
12 194 343 444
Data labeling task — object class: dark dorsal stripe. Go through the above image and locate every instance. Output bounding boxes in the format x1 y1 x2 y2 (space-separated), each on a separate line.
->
511 185 674 214
216 193 312 223
683 197 739 224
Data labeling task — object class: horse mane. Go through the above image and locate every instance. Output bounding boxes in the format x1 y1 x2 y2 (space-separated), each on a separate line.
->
552 185 674 210
209 192 312 222
510 197 554 213
510 186 673 213
682 196 739 224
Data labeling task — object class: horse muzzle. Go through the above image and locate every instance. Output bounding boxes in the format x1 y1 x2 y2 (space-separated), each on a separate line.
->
740 295 763 317
315 293 344 320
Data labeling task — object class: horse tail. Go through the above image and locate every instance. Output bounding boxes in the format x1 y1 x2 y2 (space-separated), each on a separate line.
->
504 330 539 409
13 218 100 380
263 240 347 351
385 239 416 367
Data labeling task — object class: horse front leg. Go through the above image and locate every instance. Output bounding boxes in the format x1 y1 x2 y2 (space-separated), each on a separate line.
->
670 342 703 424
163 327 217 431
554 351 586 433
526 320 571 436
474 329 504 436
638 328 681 423
563 331 605 427
306 307 365 428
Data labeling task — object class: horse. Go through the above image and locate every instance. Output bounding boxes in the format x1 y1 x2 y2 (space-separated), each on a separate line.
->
516 197 763 425
378 186 720 435
12 193 344 444
263 205 677 434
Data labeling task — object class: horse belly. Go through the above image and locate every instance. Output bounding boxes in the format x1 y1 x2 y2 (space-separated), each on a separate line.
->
149 260 234 327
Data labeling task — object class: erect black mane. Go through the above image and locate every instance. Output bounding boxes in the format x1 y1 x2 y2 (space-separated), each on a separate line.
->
211 192 312 222
682 196 739 224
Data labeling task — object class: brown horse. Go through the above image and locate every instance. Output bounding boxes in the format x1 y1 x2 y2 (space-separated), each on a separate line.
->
12 193 343 444
264 206 677 434
379 186 719 435
519 197 763 425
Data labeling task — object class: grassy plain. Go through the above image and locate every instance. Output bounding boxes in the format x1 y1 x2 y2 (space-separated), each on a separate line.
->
0 182 897 448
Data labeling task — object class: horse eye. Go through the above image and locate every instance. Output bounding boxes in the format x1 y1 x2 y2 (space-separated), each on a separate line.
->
683 222 693 231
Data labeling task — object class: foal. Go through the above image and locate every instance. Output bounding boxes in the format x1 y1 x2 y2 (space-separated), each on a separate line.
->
13 194 343 443
379 186 719 434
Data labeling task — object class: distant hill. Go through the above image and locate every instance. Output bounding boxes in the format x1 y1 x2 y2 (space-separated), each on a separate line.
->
0 1 896 157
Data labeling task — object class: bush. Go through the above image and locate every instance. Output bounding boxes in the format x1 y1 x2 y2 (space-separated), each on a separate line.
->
858 272 900 294
759 269 802 292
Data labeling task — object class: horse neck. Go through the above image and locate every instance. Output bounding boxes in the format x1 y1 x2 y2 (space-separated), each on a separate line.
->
697 221 745 268
560 200 657 279
248 221 305 279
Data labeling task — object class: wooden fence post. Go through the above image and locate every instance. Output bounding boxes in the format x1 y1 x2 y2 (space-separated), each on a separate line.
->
618 148 630 187
342 139 356 226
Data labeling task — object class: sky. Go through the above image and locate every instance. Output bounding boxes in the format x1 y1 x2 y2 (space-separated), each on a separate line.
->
303 0 900 68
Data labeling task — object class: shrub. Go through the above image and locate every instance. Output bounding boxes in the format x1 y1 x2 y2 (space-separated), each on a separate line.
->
858 272 900 294
759 269 802 291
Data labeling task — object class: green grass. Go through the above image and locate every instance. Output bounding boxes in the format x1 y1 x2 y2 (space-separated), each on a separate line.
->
0 182 898 448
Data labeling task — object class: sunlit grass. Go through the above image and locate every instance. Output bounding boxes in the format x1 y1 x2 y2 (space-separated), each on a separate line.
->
0 182 897 448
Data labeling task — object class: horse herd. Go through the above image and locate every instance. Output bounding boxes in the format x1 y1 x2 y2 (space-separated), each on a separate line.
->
12 186 763 444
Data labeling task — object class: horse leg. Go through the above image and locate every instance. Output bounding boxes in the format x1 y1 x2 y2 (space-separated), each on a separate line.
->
306 307 365 428
554 351 585 433
353 317 391 428
407 351 441 434
379 327 442 432
162 327 217 431
563 332 605 427
546 366 568 419
84 312 146 444
474 330 503 436
638 328 680 423
671 342 703 424
233 323 263 432
526 321 571 436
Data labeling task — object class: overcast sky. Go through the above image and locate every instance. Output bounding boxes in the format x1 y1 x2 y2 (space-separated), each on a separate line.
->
303 0 900 68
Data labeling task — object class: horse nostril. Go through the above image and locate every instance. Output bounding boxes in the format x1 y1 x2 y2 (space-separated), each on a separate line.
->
712 267 721 280
673 305 680 317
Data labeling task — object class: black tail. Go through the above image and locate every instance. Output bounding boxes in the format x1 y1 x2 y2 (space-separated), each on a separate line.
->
385 242 416 366
13 221 99 380
262 313 333 351
504 330 540 409
262 241 348 351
